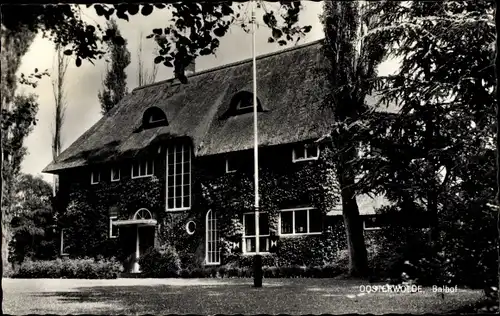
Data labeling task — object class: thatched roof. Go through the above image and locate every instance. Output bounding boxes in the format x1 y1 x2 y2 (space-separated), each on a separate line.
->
43 39 389 173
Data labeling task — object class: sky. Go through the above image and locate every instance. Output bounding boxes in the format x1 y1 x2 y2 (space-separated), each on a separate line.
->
17 2 398 182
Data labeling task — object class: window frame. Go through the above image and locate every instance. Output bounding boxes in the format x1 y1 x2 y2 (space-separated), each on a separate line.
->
363 215 382 231
131 160 154 179
292 143 320 163
225 157 236 174
205 210 221 265
166 143 191 211
111 167 120 182
90 170 100 185
278 207 323 237
60 229 69 255
109 216 119 238
148 112 166 124
242 212 271 254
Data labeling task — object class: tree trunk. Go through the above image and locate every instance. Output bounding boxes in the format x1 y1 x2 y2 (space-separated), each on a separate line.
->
338 147 369 277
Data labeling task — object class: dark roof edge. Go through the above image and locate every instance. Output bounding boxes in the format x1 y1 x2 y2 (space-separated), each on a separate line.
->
133 38 325 92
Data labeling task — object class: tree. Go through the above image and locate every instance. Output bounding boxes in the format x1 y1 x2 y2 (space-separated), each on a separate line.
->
363 0 496 299
1 94 39 274
51 44 69 197
137 32 159 87
98 19 131 114
9 173 56 264
318 1 387 277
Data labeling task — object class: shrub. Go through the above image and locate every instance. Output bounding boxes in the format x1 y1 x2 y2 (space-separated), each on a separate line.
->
14 257 122 279
139 246 181 278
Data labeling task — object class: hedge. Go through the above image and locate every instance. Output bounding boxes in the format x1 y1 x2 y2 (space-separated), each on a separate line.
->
13 257 123 279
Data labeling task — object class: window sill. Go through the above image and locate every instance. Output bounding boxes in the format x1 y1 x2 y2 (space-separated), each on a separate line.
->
205 261 221 266
131 175 153 179
111 179 120 182
166 207 191 212
364 227 382 231
90 182 100 185
279 232 322 237
241 252 271 256
292 157 319 163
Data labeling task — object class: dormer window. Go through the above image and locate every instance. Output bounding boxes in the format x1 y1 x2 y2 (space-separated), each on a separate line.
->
142 107 168 129
221 91 265 118
292 143 320 162
235 93 254 110
149 111 165 123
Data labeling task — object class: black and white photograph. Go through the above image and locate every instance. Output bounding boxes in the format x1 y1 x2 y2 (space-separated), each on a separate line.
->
1 1 497 314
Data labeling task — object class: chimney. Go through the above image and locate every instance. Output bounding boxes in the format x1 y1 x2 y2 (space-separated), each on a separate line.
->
185 60 195 76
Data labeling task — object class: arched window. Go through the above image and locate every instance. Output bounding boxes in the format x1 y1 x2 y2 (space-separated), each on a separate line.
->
205 210 220 265
142 107 168 128
220 91 265 118
133 208 153 220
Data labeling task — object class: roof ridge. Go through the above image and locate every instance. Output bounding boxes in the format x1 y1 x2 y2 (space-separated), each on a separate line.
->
133 38 324 92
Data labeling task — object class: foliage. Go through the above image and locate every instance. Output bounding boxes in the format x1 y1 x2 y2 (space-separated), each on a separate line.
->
174 262 349 279
98 19 131 114
13 257 123 279
318 0 389 277
9 174 57 264
59 176 162 259
275 226 343 267
364 0 497 291
138 245 181 278
1 94 39 274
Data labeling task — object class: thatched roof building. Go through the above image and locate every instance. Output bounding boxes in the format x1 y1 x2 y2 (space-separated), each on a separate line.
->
43 39 395 174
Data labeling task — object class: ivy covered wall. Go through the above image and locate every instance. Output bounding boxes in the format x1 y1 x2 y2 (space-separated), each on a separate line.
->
56 143 354 268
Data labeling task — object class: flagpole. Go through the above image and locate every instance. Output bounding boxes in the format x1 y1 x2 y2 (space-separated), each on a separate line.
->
252 0 262 288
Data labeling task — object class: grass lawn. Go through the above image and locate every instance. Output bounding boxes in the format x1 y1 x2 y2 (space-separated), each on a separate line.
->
3 278 484 315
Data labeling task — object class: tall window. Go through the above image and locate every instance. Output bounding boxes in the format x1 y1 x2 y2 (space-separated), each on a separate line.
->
292 143 320 162
60 229 69 255
243 212 270 253
131 160 154 178
90 170 100 184
280 207 322 236
206 210 220 265
166 143 191 210
111 167 120 182
109 208 119 238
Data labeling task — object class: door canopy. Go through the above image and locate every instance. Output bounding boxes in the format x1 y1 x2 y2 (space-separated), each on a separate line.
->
113 208 157 227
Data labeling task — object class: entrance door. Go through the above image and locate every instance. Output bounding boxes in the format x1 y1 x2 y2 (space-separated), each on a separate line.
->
139 226 155 257
133 225 156 273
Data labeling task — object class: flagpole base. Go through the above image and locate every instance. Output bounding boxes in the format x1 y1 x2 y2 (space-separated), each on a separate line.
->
253 254 263 287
